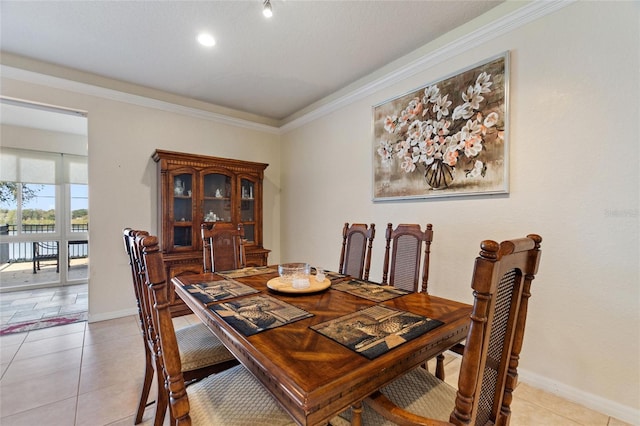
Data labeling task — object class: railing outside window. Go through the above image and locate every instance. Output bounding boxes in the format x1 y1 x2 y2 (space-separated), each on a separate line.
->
0 224 89 263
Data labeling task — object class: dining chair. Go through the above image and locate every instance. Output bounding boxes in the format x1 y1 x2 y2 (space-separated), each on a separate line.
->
382 223 433 293
339 223 376 280
123 228 238 425
343 234 543 426
201 222 246 272
138 233 296 425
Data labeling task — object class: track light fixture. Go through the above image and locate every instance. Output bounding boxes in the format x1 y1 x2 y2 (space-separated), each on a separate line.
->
263 0 273 18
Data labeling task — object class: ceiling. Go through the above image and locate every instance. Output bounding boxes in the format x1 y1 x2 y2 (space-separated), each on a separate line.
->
1 0 503 123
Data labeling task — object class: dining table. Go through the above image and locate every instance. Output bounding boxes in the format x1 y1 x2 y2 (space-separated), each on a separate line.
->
172 266 472 426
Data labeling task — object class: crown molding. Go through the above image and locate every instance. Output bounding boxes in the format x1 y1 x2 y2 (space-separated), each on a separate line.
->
279 0 574 133
0 65 281 135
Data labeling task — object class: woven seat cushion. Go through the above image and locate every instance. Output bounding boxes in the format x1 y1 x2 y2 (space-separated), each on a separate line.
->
176 323 236 371
188 364 296 425
332 367 456 425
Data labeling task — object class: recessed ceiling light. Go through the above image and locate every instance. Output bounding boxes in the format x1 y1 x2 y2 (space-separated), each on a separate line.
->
197 33 216 47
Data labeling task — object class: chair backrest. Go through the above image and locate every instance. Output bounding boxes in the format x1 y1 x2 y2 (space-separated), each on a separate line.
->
450 234 542 426
201 222 246 272
137 233 193 424
123 228 157 356
381 223 433 293
339 223 376 280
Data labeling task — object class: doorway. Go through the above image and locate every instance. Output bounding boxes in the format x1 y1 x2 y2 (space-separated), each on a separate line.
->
0 98 88 332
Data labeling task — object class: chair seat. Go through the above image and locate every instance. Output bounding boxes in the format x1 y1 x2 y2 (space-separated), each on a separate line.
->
333 367 456 425
188 364 296 425
177 323 236 372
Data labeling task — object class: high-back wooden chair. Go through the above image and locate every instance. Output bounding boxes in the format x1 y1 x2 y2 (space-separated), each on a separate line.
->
138 233 296 425
123 228 237 425
382 223 433 293
201 222 246 272
339 223 376 280
349 234 543 426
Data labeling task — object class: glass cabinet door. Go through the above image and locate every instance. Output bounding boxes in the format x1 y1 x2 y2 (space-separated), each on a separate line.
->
202 172 232 223
171 172 193 248
239 178 256 244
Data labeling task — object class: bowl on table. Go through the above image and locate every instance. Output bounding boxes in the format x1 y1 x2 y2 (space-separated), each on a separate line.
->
278 263 311 288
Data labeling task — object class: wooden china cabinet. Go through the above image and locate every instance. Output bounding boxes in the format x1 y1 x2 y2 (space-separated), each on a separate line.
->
153 149 270 315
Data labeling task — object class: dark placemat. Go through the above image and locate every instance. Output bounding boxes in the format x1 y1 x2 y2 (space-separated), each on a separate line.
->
217 266 277 279
332 279 410 302
209 294 313 336
183 279 259 305
311 305 443 360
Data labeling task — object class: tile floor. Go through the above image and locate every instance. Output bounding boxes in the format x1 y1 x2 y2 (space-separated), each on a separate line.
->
0 284 88 327
0 294 633 425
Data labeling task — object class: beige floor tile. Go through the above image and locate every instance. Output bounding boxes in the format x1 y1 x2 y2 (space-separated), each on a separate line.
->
81 333 143 367
515 382 610 425
107 404 170 426
2 347 82 384
0 396 77 426
0 366 80 417
0 332 27 346
12 330 84 361
75 380 144 426
78 351 146 394
0 343 21 364
83 315 140 346
24 320 86 342
511 396 583 425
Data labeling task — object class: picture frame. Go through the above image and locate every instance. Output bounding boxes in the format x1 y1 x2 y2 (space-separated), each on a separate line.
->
372 51 509 201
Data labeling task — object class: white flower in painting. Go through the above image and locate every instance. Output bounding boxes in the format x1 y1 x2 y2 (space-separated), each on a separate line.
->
464 135 483 157
422 85 440 104
462 85 484 110
384 115 398 133
432 94 452 120
467 160 484 178
400 156 416 173
452 103 473 120
407 120 423 141
395 139 411 159
475 72 493 94
461 119 482 141
444 147 459 167
405 97 423 119
483 112 499 128
377 139 393 163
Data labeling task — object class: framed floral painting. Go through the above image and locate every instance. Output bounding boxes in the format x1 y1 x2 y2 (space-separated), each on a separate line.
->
373 52 509 201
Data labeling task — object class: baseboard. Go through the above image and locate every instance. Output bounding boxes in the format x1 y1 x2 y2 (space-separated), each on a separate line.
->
87 307 137 323
518 368 639 425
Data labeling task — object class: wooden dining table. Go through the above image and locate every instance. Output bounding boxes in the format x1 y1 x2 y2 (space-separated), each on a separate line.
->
172 268 472 426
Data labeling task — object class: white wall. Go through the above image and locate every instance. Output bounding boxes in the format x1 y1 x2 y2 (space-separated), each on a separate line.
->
280 1 639 422
0 79 282 322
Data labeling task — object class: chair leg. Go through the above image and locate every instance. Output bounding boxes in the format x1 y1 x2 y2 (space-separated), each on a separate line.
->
135 350 155 424
154 372 168 426
350 402 362 426
435 353 445 380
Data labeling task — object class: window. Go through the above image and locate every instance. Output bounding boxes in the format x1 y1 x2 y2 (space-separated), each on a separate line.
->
0 148 88 289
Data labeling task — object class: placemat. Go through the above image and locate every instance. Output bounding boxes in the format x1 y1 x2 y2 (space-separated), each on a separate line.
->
183 279 259 305
209 294 313 336
332 279 410 302
310 305 443 360
217 266 278 279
